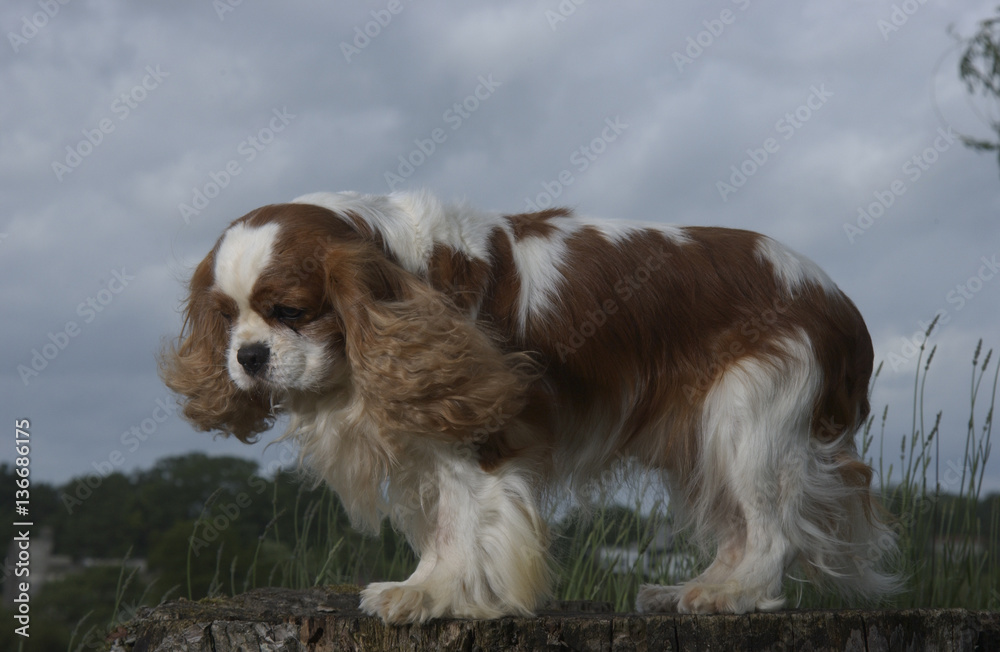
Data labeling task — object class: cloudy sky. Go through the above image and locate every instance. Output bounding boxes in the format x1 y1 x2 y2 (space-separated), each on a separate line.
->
2 1 998 496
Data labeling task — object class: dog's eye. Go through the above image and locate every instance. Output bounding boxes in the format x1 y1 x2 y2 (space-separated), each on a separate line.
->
273 305 305 323
220 311 233 324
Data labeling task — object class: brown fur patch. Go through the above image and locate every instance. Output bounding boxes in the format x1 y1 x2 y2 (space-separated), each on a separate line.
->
427 244 491 315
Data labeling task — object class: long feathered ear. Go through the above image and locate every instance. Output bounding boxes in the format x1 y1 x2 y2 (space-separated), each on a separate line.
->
326 244 538 442
158 253 274 442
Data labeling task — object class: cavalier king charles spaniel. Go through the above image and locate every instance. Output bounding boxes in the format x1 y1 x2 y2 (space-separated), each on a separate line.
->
160 190 898 622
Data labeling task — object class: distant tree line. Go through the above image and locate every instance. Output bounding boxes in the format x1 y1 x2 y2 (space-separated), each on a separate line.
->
0 453 386 649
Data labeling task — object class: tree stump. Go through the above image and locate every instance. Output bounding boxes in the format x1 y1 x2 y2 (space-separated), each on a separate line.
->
112 586 1000 651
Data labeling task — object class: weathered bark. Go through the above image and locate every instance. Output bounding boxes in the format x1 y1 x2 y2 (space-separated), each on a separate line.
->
112 587 1000 651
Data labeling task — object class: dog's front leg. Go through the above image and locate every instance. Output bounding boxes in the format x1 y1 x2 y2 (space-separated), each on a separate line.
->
360 444 551 623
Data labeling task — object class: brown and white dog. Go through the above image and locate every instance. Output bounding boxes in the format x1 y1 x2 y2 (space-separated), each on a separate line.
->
160 190 898 622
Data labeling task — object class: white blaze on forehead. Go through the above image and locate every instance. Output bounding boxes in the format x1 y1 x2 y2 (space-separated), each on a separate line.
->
214 222 282 306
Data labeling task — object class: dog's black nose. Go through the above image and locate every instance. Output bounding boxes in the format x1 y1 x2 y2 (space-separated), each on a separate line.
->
237 343 270 377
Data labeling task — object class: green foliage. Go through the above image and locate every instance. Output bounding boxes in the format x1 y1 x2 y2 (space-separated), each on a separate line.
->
0 607 66 652
880 332 999 609
956 7 1000 171
549 499 700 611
55 471 141 559
0 556 156 651
36 564 151 649
251 475 417 592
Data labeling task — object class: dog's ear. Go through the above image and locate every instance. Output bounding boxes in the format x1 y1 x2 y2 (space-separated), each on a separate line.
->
326 243 538 442
159 254 274 442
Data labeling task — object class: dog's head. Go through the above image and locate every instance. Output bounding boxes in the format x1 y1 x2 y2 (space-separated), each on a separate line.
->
160 196 535 443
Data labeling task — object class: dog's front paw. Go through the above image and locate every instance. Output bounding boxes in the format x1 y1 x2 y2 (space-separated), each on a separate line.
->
360 581 432 624
636 583 683 613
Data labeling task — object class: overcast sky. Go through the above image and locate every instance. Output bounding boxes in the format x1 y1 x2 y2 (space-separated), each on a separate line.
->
2 1 998 498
